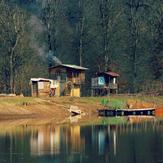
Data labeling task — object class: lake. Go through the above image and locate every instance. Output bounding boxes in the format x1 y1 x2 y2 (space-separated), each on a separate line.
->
0 120 162 163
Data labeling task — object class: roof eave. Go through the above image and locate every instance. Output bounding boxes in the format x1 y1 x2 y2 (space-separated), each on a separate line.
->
48 64 88 71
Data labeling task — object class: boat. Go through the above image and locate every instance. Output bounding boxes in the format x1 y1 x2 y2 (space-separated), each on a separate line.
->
98 108 155 117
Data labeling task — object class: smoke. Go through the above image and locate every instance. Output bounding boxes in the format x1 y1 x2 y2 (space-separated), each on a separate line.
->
47 51 62 66
29 15 45 33
28 15 62 66
28 15 47 57
52 56 62 65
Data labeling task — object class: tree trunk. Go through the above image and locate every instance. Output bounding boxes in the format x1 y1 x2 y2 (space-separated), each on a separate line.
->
100 0 110 71
79 17 84 66
10 49 14 94
9 36 19 94
78 0 84 66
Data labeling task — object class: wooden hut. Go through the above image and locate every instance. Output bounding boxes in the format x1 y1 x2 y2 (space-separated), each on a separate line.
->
48 64 88 97
91 71 120 96
30 78 60 97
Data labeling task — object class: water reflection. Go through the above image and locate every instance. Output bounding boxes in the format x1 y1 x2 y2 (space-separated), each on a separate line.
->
30 126 60 155
69 114 81 123
0 121 162 163
127 116 156 123
29 125 86 156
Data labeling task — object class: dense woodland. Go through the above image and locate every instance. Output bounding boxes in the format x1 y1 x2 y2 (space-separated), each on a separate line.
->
0 0 162 95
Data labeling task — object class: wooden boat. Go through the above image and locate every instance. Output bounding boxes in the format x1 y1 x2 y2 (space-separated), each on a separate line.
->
69 105 81 116
98 108 155 117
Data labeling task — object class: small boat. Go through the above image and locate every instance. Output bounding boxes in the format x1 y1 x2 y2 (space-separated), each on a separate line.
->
98 108 155 117
69 105 81 116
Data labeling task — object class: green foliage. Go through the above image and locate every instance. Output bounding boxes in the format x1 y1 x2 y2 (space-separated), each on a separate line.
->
101 98 126 109
0 1 47 95
100 99 109 107
0 0 162 95
109 99 126 109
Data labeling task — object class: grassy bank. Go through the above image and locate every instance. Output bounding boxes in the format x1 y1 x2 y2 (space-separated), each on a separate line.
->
0 95 162 126
0 95 162 106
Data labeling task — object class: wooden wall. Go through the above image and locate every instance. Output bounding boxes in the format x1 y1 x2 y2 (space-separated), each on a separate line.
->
31 81 51 97
70 86 80 97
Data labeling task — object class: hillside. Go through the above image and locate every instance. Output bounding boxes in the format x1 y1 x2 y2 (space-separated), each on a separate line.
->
0 0 162 95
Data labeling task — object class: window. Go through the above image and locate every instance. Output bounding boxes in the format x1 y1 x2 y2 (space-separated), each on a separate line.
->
72 72 79 78
60 73 67 81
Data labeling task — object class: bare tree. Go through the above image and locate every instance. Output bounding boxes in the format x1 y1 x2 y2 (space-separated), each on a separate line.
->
0 1 26 93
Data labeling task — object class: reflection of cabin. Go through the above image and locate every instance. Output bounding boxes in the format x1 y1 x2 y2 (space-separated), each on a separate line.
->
30 78 60 97
91 71 120 96
49 64 88 97
30 126 60 155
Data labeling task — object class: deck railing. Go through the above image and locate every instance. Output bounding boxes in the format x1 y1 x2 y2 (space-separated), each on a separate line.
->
91 82 118 89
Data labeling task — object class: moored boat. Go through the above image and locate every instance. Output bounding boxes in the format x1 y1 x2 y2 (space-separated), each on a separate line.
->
98 108 155 117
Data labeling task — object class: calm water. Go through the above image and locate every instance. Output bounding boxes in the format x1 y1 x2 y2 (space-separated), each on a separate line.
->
0 121 163 163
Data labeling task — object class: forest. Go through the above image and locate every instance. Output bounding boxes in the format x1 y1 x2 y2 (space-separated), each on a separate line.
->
0 0 162 95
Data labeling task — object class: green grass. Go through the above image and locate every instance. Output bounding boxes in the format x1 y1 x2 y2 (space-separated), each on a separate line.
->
0 97 38 105
100 117 128 125
81 95 163 107
79 117 128 126
100 98 127 109
109 99 126 109
0 95 163 108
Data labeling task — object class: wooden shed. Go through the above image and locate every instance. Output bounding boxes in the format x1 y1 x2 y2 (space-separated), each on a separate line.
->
48 64 88 97
91 71 120 96
30 78 60 97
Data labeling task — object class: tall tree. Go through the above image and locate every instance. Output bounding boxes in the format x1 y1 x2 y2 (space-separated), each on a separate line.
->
98 0 122 71
0 1 26 93
150 0 163 80
78 0 84 66
41 0 58 66
124 0 151 93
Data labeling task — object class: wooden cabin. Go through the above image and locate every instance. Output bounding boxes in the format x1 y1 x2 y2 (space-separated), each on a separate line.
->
91 71 120 96
30 78 60 97
48 64 87 97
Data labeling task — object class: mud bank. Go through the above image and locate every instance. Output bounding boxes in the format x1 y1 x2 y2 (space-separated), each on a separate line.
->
0 96 162 126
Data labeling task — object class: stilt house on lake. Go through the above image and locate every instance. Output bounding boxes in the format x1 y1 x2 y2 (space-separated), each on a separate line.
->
48 64 88 97
91 71 120 96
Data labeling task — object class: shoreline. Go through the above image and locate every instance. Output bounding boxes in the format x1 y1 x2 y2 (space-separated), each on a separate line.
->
0 96 162 127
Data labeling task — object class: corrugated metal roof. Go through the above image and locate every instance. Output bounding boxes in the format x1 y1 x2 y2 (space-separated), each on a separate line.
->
30 78 52 82
104 71 120 77
49 64 88 70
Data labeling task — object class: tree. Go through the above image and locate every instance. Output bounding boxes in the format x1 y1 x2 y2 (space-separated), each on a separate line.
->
123 0 151 93
0 0 47 94
0 1 27 93
150 0 163 80
96 0 123 72
41 0 58 66
78 0 84 66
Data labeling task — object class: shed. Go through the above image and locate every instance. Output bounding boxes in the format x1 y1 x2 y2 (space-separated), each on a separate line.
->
91 71 120 96
30 78 59 97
